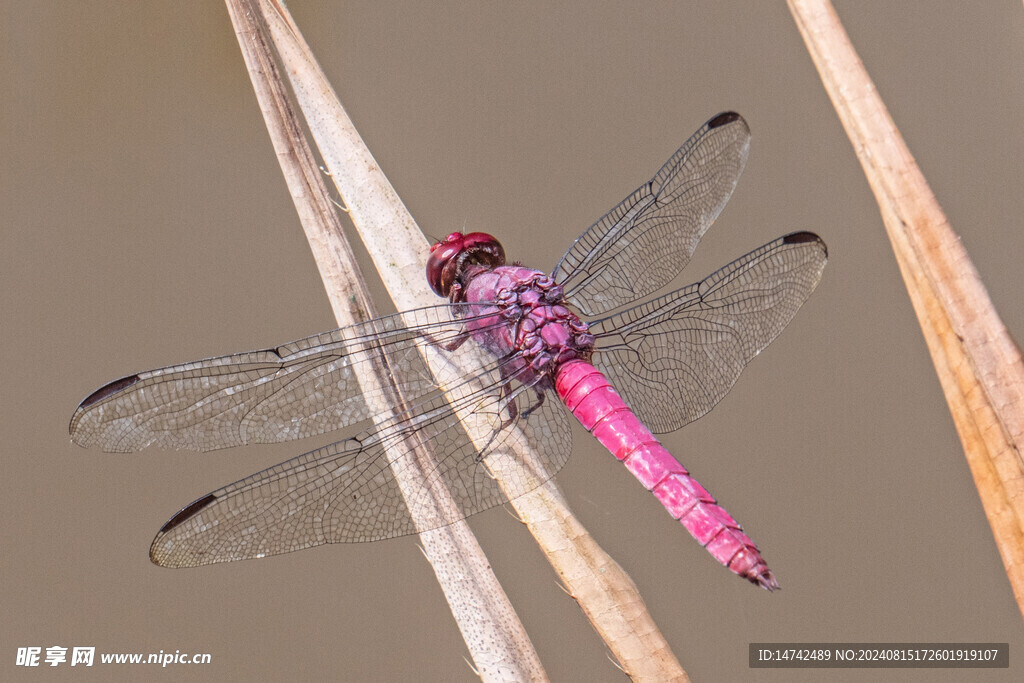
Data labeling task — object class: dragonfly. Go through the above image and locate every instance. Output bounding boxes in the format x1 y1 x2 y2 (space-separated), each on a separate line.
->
70 112 826 590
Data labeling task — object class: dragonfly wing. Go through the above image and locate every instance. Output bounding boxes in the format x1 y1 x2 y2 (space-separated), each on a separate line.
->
69 303 500 452
588 232 827 434
553 112 751 316
149 359 572 567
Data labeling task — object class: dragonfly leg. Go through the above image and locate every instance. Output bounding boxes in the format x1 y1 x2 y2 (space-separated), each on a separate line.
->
470 364 546 463
418 327 470 352
517 388 546 421
472 376 520 460
495 362 550 425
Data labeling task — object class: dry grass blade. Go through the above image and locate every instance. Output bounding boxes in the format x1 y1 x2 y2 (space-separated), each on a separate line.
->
247 0 687 678
225 0 546 679
789 0 1024 618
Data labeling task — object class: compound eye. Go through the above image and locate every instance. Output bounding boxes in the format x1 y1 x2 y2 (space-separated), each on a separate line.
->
426 233 467 297
425 232 505 298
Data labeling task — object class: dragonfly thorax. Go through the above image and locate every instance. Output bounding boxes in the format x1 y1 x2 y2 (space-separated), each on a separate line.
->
462 266 594 385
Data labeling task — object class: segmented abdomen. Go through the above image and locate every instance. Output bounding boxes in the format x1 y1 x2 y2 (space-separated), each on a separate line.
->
554 359 778 590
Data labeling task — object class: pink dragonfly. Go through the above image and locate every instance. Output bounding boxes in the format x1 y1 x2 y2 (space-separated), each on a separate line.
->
70 112 826 590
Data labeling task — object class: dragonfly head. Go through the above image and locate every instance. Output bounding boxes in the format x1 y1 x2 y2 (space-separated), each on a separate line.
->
427 232 506 299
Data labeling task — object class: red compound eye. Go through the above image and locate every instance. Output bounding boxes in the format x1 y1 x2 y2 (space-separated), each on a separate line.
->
426 232 505 298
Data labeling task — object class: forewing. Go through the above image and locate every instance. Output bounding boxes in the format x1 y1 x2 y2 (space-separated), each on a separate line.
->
70 304 494 453
149 359 572 567
553 112 751 316
588 232 827 434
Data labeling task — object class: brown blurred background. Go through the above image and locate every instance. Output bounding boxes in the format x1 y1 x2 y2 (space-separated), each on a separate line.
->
3 1 1024 681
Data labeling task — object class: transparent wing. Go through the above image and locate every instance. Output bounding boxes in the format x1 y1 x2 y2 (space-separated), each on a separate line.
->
552 112 751 316
149 348 573 567
69 303 505 453
588 232 827 434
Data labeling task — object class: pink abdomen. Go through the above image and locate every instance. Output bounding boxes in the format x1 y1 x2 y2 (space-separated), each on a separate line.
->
555 359 778 590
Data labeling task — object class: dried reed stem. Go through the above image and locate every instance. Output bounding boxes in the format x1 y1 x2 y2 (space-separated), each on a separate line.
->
789 0 1024 619
225 1 546 678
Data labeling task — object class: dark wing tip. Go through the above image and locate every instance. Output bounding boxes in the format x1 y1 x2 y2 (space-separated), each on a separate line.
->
151 492 220 567
783 230 828 258
157 493 218 534
707 111 744 129
78 374 141 410
71 374 143 438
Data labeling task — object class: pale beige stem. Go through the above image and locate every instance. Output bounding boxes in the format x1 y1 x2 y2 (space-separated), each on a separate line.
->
250 0 687 678
226 1 546 679
788 0 1024 619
